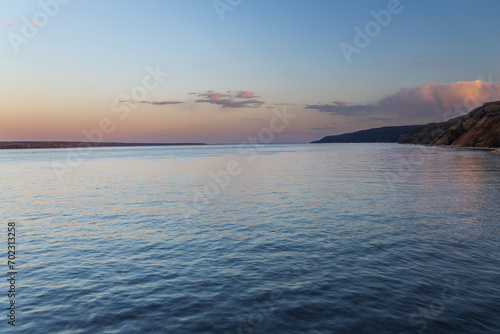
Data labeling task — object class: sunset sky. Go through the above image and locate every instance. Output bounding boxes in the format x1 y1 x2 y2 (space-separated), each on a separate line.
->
2 0 500 144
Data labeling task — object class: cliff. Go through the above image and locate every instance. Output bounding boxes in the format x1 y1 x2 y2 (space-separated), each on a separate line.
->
400 101 500 148
311 125 425 144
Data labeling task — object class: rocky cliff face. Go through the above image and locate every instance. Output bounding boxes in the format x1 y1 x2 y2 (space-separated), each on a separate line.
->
400 101 500 148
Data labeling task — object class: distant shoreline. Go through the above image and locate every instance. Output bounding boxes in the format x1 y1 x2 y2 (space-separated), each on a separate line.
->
0 141 207 150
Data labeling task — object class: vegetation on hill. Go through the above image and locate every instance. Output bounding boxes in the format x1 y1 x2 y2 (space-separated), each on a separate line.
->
311 125 426 144
400 101 500 148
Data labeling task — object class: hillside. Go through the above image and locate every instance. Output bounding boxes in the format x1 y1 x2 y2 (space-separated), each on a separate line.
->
311 125 425 144
400 101 500 148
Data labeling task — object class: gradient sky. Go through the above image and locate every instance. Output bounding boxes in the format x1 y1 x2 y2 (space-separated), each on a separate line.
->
2 0 500 143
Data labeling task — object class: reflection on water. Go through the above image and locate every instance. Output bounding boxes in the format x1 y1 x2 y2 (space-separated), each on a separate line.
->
0 144 499 333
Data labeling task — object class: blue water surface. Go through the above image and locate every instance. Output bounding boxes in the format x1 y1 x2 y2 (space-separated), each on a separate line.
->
0 143 499 333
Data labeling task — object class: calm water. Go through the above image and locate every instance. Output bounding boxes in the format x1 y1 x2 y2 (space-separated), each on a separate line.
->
1 143 499 333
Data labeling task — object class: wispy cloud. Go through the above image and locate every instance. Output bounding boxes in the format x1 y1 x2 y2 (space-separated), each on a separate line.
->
120 100 183 105
0 20 14 27
235 91 259 98
305 103 377 115
411 61 425 66
1 19 42 27
312 126 334 131
410 60 452 68
195 91 265 108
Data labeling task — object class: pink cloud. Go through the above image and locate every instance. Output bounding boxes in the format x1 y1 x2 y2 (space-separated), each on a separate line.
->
0 19 43 27
195 90 265 108
378 80 500 119
306 80 500 121
235 91 259 98
0 20 14 27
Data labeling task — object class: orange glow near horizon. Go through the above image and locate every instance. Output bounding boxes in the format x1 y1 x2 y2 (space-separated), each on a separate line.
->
2 80 500 143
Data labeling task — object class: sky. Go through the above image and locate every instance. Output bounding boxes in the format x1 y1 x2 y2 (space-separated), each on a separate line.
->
2 0 500 144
